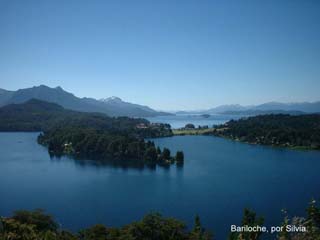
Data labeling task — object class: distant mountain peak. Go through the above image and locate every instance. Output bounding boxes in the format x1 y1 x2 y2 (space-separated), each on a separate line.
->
100 96 123 103
0 88 12 93
177 101 320 115
37 84 49 88
0 86 170 117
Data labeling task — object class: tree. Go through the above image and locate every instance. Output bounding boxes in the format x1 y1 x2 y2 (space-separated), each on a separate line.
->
156 146 161 155
229 208 264 240
189 215 212 240
162 148 171 160
1 210 213 240
176 151 184 164
79 224 108 240
307 199 320 227
144 147 158 164
12 209 58 233
0 209 78 240
123 213 187 240
304 199 320 239
277 209 290 240
185 124 195 129
1 218 38 240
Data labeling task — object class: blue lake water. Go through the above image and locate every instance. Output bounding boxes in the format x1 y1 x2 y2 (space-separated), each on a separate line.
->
1 132 320 239
147 114 244 129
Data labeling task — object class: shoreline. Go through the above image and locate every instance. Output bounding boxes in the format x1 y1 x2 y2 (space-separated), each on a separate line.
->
172 128 320 151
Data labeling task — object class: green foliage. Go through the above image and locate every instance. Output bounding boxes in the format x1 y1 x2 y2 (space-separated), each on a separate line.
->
185 124 195 129
304 199 320 239
213 114 320 149
277 209 290 240
0 99 172 139
59 231 78 240
156 146 162 155
307 199 320 227
162 148 171 160
229 208 264 240
122 213 187 240
1 209 76 240
2 201 320 240
38 126 184 167
189 215 212 240
173 128 214 136
0 211 210 240
79 224 108 240
12 209 58 233
1 218 38 240
276 200 320 240
144 146 158 164
176 151 184 164
241 208 264 227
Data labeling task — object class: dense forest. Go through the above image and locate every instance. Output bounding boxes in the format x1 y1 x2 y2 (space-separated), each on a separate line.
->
210 114 320 150
0 99 172 138
1 199 320 240
38 127 184 167
0 210 211 240
0 99 183 167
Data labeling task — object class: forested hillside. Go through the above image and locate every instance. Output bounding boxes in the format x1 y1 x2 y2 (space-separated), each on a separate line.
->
0 99 171 137
211 114 320 149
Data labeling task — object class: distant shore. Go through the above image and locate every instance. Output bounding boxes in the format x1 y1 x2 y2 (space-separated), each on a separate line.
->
173 113 320 151
173 127 319 151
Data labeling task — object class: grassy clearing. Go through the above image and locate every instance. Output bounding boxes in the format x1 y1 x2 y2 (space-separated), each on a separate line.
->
173 128 215 135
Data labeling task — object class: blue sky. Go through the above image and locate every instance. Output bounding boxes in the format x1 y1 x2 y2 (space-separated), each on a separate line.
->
0 0 319 110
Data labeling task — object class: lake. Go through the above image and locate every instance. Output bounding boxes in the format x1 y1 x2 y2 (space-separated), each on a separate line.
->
1 132 320 239
147 114 245 129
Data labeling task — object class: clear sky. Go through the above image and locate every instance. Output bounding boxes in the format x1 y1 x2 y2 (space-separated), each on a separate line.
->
0 0 319 110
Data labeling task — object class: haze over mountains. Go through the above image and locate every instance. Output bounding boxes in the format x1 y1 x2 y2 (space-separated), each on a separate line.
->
0 85 319 117
177 102 320 115
0 85 170 117
0 99 152 132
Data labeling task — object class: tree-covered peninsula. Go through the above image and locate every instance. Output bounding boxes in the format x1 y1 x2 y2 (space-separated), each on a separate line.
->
211 114 320 150
0 99 184 167
37 127 184 167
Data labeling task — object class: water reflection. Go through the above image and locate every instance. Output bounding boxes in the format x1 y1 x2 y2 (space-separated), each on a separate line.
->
49 153 183 171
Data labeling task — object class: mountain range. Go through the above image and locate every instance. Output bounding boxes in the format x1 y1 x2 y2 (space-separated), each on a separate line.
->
177 102 320 115
0 85 170 117
1 85 319 117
